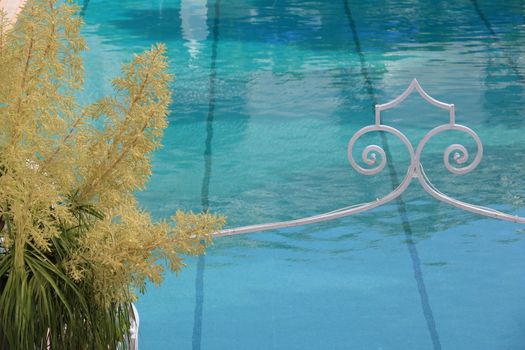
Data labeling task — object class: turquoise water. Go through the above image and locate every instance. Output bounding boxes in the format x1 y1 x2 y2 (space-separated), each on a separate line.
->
80 0 525 349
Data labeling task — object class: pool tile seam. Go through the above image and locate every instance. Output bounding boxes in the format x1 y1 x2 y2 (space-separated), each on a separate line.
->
193 1 221 349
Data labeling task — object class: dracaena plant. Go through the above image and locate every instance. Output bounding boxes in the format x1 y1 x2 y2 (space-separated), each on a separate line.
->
0 1 224 348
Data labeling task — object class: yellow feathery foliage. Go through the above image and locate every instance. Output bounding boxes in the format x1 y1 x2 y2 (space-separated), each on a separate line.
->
0 0 224 348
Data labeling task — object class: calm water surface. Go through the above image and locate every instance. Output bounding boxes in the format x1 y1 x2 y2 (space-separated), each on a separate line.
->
80 0 525 349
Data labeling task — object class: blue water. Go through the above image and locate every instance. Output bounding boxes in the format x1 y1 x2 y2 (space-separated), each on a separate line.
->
79 0 525 349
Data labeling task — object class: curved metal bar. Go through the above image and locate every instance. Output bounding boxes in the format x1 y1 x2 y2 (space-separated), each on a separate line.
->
376 79 453 112
216 163 415 236
416 166 525 224
375 79 456 125
216 124 418 237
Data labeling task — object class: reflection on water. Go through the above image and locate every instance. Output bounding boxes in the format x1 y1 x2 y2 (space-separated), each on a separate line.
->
180 0 208 61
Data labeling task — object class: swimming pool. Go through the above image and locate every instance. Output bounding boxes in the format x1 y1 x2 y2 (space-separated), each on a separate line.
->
79 0 525 348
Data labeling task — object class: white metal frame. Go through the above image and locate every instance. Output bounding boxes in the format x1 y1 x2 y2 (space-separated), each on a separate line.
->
129 303 140 350
217 79 525 237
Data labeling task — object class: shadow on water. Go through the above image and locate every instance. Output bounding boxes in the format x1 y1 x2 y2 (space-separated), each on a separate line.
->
107 8 184 42
79 0 90 16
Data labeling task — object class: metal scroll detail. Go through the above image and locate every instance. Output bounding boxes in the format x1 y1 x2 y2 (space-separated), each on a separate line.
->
217 79 524 237
348 78 524 224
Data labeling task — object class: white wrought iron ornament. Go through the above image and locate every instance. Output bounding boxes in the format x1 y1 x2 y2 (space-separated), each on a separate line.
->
217 79 525 237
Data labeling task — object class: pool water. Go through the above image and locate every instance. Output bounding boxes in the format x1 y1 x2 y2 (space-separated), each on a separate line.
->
79 0 525 349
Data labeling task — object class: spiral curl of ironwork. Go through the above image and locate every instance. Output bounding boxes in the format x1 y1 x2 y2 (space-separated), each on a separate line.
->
415 124 483 175
347 125 416 176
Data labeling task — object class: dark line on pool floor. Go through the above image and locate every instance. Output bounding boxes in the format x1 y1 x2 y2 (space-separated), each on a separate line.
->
343 1 442 349
192 254 206 350
193 1 221 349
470 0 524 82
